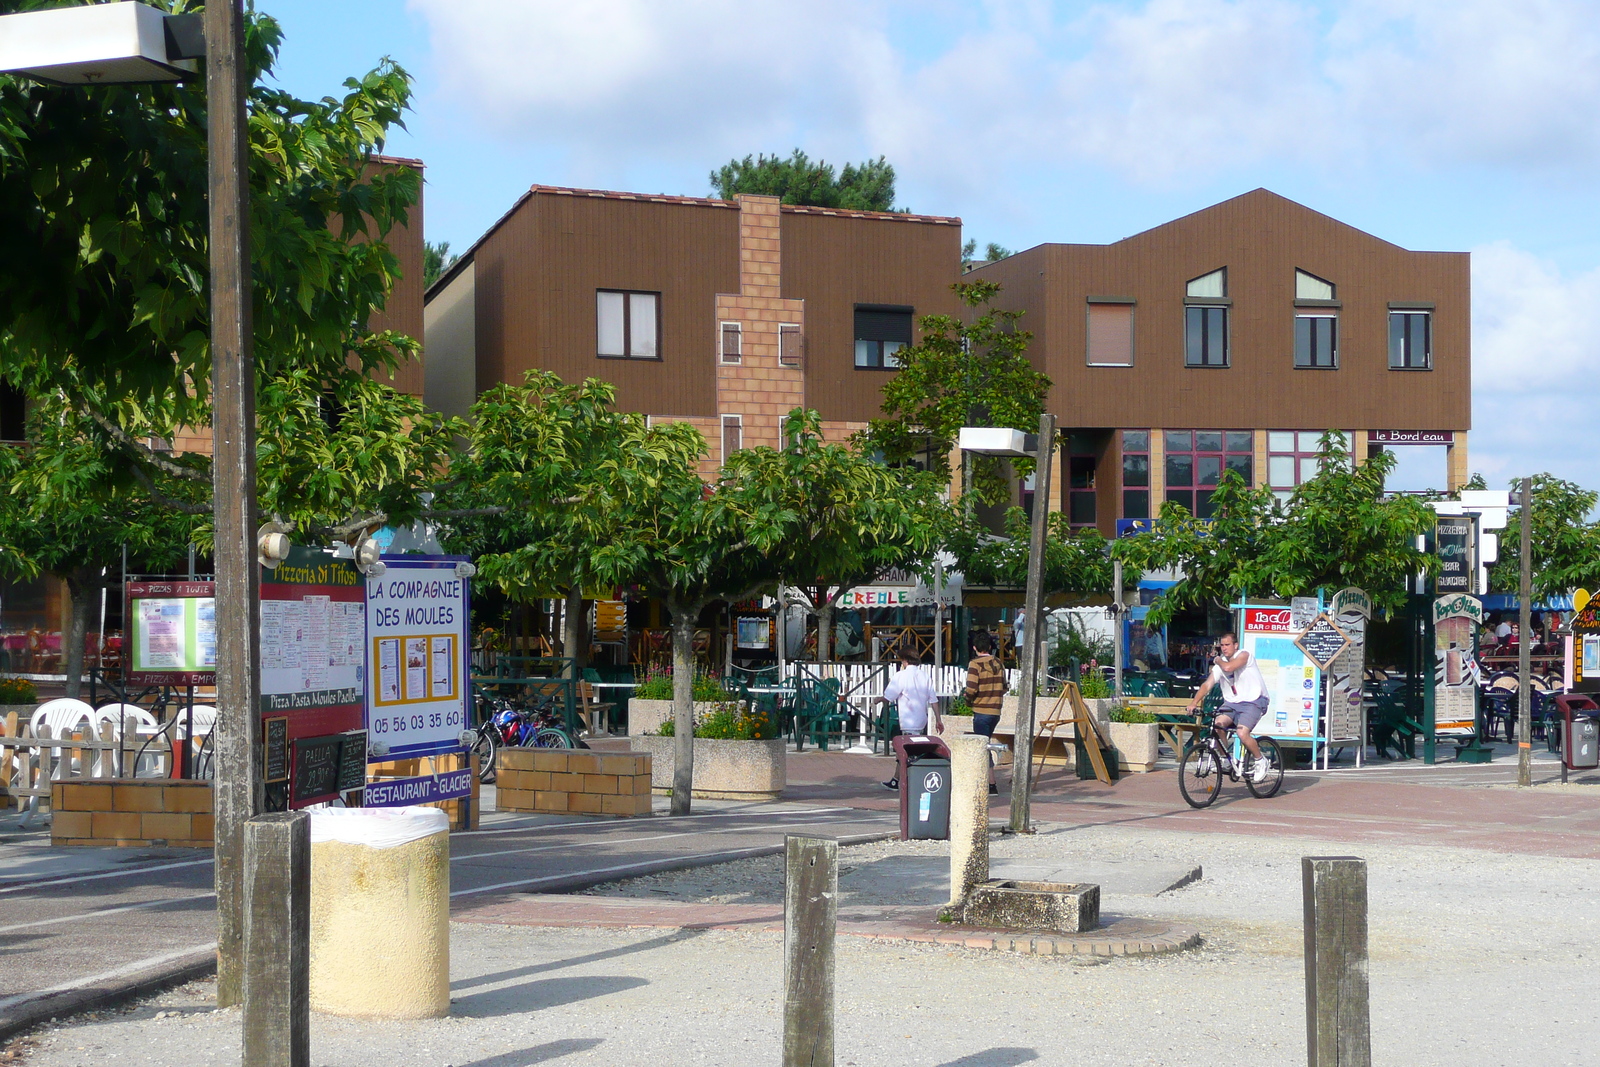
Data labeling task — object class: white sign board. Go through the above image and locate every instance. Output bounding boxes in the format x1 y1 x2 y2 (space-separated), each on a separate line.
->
365 556 472 759
1240 606 1320 739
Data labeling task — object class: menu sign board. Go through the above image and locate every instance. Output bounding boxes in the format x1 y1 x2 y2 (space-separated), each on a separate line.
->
1435 519 1475 593
1296 614 1351 671
1240 606 1320 739
1433 594 1483 731
263 716 290 784
365 556 471 760
1573 596 1600 693
125 581 216 686
1325 588 1373 744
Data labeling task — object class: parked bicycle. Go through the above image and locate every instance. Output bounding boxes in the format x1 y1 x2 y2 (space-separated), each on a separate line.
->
1177 720 1284 808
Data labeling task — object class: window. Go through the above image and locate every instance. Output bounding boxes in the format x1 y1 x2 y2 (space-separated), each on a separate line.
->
1295 314 1337 368
1163 430 1252 518
1086 302 1134 366
1065 433 1101 527
721 414 742 459
1121 430 1149 520
1267 431 1351 503
854 304 913 369
596 290 660 359
0 383 25 443
1295 270 1335 301
1185 268 1228 368
779 323 802 367
1390 310 1431 369
719 321 741 364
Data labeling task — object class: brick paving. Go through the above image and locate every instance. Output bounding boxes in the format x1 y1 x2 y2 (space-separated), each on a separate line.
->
454 893 1199 957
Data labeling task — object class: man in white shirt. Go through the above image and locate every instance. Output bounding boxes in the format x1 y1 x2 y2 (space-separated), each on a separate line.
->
877 648 940 790
1186 632 1273 783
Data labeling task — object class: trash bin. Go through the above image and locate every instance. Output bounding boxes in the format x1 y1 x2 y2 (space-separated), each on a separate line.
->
1552 694 1600 771
892 734 951 841
308 806 451 1018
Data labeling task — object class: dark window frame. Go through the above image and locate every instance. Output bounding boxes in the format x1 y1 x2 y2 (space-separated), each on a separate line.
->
854 304 914 371
1185 305 1229 367
778 323 803 368
1294 313 1338 369
1162 429 1253 518
719 320 742 365
596 288 663 362
1389 310 1432 370
1121 429 1150 520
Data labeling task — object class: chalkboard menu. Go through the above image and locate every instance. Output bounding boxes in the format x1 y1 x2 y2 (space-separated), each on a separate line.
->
1435 520 1474 592
337 730 368 793
291 735 344 805
263 717 290 784
1295 614 1351 670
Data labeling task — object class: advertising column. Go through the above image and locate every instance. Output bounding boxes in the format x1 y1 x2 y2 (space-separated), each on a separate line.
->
1433 593 1484 732
1326 587 1373 763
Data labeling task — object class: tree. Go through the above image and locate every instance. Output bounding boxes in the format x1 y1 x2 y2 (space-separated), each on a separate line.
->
726 409 950 662
945 507 1126 595
1113 439 1436 626
436 372 703 678
710 149 899 212
0 1 420 419
861 279 1050 505
424 240 458 289
1485 475 1600 598
961 240 1014 272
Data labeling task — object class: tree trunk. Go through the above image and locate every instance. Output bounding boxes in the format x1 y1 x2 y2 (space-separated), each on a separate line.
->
562 588 587 679
817 598 834 663
62 567 100 701
669 605 698 816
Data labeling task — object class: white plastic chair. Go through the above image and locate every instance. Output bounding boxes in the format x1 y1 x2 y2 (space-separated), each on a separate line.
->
17 699 94 826
95 703 163 777
172 706 217 780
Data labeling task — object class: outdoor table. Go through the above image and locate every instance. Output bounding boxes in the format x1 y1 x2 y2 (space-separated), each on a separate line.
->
588 681 635 734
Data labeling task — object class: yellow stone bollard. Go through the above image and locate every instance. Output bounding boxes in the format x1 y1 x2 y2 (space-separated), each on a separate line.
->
308 807 451 1018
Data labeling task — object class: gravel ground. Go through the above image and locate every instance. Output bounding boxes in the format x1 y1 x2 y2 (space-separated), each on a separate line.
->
14 819 1600 1066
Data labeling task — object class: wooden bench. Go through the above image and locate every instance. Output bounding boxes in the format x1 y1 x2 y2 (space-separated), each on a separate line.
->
1125 696 1205 757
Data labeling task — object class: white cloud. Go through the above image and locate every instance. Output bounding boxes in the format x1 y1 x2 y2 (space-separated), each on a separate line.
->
1471 241 1600 486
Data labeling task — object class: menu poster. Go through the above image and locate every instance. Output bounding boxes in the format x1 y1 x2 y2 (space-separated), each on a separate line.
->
1433 593 1483 731
260 547 365 762
125 581 217 685
365 555 472 759
1325 588 1373 744
1240 606 1320 740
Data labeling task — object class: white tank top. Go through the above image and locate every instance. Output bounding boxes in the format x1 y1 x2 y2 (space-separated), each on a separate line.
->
1212 651 1266 703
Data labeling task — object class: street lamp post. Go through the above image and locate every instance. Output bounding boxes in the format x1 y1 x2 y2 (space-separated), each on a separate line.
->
0 0 259 1009
958 414 1057 834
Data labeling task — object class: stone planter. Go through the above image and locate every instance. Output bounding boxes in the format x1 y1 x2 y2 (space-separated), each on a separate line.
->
634 736 785 800
1106 721 1161 773
627 699 737 736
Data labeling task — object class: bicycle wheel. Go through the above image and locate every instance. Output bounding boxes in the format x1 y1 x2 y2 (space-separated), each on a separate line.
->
1246 736 1285 798
471 727 499 783
1177 741 1223 808
533 725 576 749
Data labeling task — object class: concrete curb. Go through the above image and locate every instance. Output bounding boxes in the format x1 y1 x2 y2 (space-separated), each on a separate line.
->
0 947 216 1044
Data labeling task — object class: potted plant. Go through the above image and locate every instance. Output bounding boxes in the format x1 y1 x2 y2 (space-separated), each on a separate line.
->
635 700 785 800
0 676 37 723
935 695 974 738
627 668 738 735
1105 703 1161 773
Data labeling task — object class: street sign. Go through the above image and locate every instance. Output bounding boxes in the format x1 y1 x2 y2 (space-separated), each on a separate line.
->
1296 614 1352 671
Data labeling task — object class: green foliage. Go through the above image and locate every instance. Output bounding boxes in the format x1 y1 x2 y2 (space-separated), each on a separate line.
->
946 508 1129 595
1078 670 1111 699
710 149 898 212
0 676 37 705
946 696 973 716
1109 703 1155 723
1113 436 1436 626
1485 475 1600 598
861 280 1050 504
424 240 457 288
652 700 776 740
632 666 735 703
0 1 421 417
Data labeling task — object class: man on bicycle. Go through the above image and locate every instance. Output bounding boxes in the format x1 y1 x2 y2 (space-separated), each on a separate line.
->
1186 632 1273 783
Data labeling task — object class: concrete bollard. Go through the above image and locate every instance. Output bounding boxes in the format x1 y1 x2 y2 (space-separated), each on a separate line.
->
948 734 991 908
783 835 837 1067
308 807 451 1018
243 812 310 1067
1303 856 1371 1067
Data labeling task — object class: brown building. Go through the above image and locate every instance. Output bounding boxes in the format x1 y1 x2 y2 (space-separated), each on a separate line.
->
423 185 964 472
968 188 1471 535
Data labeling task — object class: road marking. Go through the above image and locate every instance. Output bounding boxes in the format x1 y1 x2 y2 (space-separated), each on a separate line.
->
0 942 216 1012
453 814 892 865
0 858 214 895
462 805 854 837
0 893 216 934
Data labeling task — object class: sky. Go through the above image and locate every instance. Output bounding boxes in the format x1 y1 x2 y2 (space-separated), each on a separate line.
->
260 0 1600 496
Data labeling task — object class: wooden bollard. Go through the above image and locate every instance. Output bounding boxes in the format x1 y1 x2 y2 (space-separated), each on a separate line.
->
784 835 837 1067
244 812 311 1067
1303 856 1371 1067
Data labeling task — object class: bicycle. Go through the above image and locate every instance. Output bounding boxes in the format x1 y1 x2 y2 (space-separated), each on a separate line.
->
1177 720 1285 808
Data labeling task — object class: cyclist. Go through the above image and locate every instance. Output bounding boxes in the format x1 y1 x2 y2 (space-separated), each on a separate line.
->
1186 632 1273 783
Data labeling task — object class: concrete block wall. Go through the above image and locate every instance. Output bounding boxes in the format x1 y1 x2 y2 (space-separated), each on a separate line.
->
496 749 652 816
50 779 213 847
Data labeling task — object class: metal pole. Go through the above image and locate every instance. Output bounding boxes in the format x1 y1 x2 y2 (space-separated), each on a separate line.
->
1010 412 1056 834
1112 559 1124 697
208 0 263 1009
1518 476 1533 787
